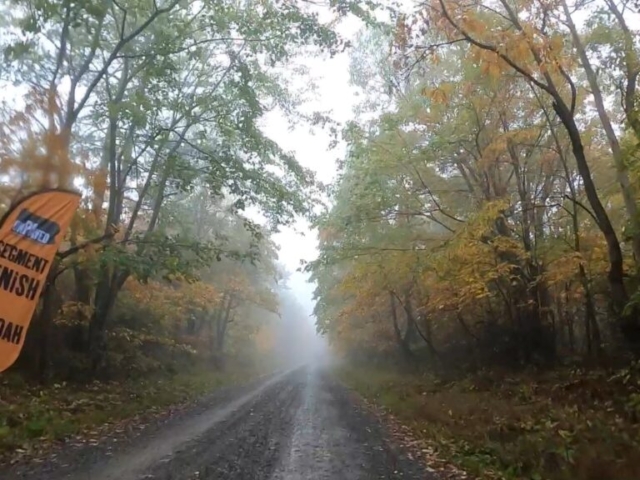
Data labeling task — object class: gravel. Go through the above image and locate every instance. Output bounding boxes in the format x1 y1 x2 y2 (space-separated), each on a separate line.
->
1 365 438 480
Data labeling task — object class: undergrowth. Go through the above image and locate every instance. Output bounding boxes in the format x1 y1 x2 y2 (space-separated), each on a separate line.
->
338 363 640 480
0 365 264 464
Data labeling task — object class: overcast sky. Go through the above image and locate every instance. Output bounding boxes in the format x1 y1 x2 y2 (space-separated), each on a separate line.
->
261 14 364 324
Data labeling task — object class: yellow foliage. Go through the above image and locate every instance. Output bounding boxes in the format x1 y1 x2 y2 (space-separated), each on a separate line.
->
0 88 81 201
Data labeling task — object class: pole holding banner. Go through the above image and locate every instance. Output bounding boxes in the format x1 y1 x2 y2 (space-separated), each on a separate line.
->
0 188 81 373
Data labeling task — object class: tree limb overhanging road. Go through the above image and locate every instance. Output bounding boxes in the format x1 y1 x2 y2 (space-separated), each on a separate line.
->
2 365 433 480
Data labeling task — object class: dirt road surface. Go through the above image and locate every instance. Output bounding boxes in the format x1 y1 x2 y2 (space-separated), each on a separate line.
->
3 365 435 480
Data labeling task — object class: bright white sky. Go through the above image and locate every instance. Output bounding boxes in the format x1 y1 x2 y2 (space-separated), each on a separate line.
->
261 15 364 322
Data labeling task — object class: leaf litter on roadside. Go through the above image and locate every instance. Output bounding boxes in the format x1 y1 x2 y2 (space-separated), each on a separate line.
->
347 390 473 480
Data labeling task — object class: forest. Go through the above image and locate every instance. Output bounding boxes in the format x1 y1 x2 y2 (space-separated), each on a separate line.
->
0 0 639 477
0 0 331 462
308 0 640 478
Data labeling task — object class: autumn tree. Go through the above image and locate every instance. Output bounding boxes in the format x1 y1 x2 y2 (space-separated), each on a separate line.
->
417 0 640 350
1 0 344 378
311 7 640 370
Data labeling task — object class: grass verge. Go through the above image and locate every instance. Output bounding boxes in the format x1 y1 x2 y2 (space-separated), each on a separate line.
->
337 364 640 480
0 364 265 464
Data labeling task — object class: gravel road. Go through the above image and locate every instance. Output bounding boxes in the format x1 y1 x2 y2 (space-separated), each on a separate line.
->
3 365 435 480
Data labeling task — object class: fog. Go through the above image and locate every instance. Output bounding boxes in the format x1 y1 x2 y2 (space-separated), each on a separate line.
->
266 272 332 370
257 13 363 369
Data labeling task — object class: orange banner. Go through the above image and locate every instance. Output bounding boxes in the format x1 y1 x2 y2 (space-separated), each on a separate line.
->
0 189 81 373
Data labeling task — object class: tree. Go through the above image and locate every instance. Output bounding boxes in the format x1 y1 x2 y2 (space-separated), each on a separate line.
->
311 7 640 370
420 0 640 350
1 0 343 376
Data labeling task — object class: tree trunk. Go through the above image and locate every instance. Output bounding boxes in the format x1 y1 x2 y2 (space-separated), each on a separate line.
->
87 269 119 373
577 264 601 357
555 296 566 352
389 291 414 361
560 0 640 264
552 100 640 351
401 292 439 361
34 267 62 383
36 286 60 383
213 293 233 369
568 313 575 354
